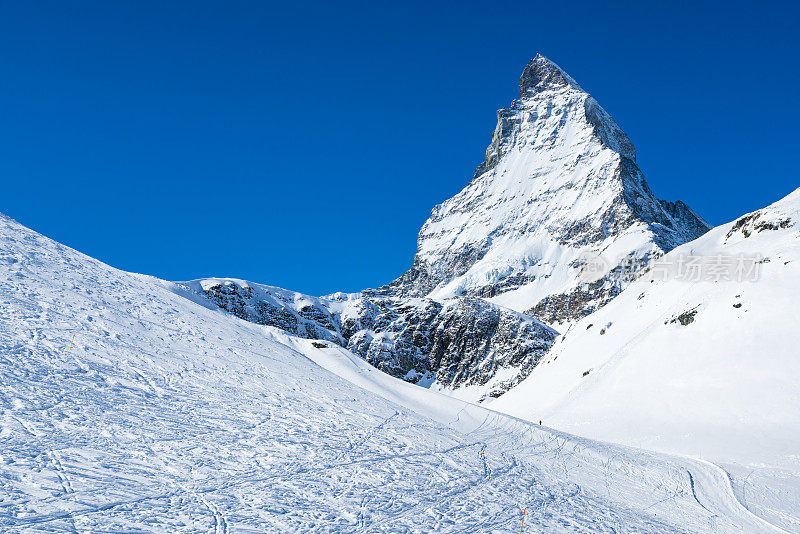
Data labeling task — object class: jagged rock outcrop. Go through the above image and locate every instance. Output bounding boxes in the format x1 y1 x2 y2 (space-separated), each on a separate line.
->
188 278 346 344
427 298 557 397
373 54 710 326
337 294 557 397
183 279 556 399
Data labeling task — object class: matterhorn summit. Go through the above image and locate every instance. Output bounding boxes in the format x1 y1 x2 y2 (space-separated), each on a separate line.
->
377 54 709 325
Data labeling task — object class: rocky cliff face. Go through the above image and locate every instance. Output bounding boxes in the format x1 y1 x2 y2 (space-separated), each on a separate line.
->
336 293 557 398
186 279 346 346
374 54 709 327
182 279 556 399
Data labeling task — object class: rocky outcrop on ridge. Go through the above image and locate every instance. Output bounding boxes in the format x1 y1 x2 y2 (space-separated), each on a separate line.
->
183 279 556 399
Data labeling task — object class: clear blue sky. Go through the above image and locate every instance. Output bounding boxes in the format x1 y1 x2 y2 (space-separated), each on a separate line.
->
1 1 798 295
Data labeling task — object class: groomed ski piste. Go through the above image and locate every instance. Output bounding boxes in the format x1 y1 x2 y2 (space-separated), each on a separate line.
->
0 212 785 532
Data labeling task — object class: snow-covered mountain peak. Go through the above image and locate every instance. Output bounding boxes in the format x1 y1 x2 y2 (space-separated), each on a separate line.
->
519 54 584 97
376 57 709 326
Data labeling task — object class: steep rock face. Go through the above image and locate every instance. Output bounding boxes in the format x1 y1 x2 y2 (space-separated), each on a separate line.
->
427 298 557 398
336 294 557 398
183 279 556 399
336 294 442 383
375 54 710 326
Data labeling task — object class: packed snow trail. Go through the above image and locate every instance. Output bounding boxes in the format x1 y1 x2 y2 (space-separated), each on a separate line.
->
0 213 782 532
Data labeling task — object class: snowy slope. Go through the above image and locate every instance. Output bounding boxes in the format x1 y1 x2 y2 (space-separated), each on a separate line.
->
379 55 709 326
0 213 782 531
492 188 800 530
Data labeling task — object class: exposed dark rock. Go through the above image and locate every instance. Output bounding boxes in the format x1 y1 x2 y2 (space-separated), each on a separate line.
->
198 281 345 347
659 200 712 240
426 298 557 398
519 54 580 97
726 212 793 240
667 309 697 326
525 273 624 325
187 280 556 399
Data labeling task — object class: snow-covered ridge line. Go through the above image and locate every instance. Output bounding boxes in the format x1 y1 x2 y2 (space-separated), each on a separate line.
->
180 277 558 399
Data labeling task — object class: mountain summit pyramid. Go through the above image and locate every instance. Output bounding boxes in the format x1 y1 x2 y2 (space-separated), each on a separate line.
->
376 54 710 325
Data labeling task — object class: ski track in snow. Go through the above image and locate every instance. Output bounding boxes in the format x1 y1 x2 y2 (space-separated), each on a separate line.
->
0 214 787 532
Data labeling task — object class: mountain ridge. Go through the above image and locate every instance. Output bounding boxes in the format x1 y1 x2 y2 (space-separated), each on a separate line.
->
181 277 557 399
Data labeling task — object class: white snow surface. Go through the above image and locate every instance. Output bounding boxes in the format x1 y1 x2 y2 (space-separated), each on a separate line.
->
492 188 800 531
0 212 786 531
